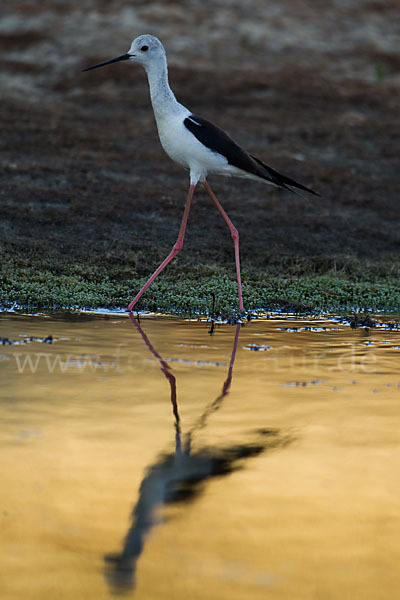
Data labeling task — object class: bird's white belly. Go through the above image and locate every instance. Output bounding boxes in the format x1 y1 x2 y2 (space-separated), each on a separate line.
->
156 114 228 178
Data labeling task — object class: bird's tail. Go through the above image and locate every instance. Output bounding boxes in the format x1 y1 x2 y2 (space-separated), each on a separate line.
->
250 155 320 197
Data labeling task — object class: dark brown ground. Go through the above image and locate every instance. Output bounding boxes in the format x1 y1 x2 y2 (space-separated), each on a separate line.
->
0 0 399 314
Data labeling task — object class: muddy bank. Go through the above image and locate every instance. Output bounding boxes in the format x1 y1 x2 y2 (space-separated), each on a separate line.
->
1 0 399 315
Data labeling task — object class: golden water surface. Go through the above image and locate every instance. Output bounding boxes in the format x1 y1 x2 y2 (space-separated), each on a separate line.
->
1 312 399 600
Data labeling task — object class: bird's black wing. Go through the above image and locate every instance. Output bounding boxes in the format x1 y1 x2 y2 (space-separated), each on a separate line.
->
184 114 319 196
249 154 319 196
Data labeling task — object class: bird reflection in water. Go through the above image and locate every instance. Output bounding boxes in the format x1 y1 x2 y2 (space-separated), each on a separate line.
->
104 315 289 593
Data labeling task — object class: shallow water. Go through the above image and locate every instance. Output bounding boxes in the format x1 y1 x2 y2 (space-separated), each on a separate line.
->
1 312 400 600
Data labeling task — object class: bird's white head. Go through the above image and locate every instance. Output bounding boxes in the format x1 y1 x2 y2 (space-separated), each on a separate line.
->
82 34 166 73
128 35 166 67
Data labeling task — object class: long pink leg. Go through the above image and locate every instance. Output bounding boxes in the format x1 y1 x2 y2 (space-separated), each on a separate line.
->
126 183 196 312
202 180 244 311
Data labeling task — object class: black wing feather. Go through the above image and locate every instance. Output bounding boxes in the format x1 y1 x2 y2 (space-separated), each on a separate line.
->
249 154 320 196
184 114 319 196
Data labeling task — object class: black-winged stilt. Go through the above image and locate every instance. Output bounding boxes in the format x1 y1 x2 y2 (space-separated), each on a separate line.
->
82 34 319 313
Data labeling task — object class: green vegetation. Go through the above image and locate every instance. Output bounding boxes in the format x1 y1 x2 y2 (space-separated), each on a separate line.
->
1 261 399 318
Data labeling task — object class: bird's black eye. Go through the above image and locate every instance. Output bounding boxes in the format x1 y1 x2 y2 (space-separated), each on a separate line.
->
141 45 149 52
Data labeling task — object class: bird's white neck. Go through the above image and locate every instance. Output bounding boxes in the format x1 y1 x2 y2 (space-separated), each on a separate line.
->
145 57 184 120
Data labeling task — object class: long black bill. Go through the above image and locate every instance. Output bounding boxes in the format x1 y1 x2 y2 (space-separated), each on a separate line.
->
82 53 131 72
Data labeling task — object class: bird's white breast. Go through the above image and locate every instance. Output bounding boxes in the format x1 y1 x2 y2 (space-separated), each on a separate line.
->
155 111 228 180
